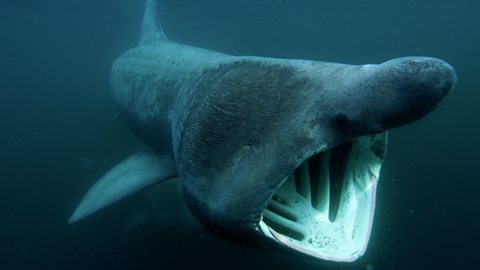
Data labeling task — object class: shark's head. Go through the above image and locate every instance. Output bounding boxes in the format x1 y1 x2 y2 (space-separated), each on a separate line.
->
177 56 456 262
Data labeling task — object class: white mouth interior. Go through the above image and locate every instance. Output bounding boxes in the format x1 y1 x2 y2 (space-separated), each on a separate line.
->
259 133 386 262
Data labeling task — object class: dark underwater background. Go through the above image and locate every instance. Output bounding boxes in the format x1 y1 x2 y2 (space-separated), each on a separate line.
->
1 0 478 269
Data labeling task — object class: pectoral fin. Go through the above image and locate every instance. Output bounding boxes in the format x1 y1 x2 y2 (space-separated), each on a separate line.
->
68 151 177 223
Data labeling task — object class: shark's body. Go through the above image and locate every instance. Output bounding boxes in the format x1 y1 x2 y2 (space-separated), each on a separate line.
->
69 0 457 262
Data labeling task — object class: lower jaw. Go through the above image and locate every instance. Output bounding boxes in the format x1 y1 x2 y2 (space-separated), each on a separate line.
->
259 133 387 262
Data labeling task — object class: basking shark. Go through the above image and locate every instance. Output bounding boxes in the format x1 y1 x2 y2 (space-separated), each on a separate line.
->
69 0 457 262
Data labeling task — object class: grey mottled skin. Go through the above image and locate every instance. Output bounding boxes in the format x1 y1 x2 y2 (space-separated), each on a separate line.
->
109 0 456 247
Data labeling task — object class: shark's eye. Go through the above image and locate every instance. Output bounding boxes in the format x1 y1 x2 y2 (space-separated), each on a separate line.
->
334 113 350 129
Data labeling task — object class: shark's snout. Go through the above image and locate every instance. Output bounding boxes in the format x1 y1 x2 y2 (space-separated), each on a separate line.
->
428 58 457 96
324 57 457 138
391 57 456 99
387 57 457 122
357 57 458 131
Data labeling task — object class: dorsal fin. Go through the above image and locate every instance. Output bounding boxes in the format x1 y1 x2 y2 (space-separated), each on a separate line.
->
140 0 167 45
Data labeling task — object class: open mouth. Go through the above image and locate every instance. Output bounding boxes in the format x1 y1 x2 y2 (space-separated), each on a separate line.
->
259 133 387 262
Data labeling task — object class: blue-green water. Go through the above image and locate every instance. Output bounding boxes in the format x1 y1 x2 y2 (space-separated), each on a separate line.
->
0 0 478 269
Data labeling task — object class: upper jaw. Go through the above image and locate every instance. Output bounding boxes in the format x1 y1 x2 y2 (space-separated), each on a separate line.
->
258 132 387 262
